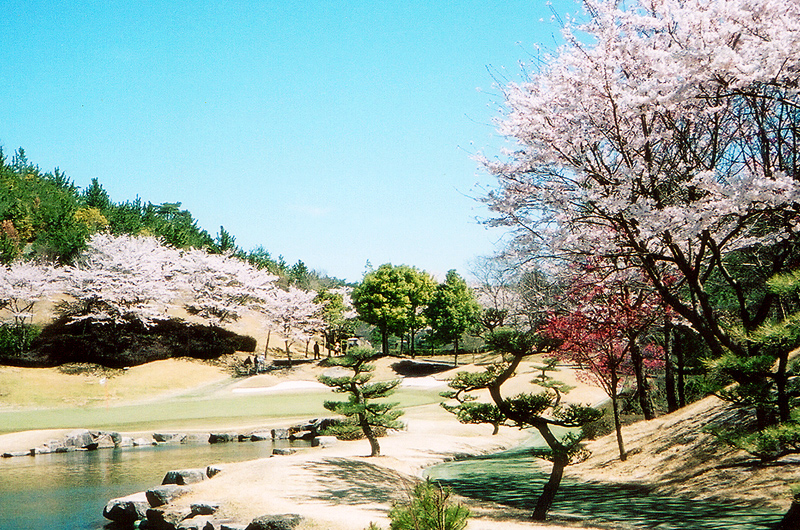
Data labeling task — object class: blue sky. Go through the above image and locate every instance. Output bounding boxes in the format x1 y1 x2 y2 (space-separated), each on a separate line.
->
2 0 579 282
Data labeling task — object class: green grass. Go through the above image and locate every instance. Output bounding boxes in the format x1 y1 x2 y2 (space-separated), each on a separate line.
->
0 387 442 434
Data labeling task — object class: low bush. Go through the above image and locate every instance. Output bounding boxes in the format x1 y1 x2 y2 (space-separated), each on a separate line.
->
388 479 470 530
0 323 41 357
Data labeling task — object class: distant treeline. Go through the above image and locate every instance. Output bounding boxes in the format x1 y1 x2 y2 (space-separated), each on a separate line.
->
0 147 345 290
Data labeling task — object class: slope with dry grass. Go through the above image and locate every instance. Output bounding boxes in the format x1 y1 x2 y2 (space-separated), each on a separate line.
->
571 394 800 511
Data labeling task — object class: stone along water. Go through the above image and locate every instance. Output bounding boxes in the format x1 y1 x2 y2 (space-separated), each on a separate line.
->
0 439 305 529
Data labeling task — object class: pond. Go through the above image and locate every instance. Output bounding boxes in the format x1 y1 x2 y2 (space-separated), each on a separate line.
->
0 439 307 530
426 441 784 530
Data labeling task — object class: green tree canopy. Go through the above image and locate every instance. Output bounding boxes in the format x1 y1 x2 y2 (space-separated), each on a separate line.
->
424 270 480 366
352 263 433 355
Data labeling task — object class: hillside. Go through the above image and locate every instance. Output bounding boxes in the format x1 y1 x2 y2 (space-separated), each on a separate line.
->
571 393 799 511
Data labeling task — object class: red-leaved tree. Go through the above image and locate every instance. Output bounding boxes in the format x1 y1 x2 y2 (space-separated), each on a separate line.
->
544 262 664 460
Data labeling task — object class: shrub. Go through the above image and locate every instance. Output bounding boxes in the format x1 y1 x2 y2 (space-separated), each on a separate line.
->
0 323 41 357
388 479 470 530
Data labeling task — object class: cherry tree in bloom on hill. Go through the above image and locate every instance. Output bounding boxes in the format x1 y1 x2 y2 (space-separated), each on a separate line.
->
266 286 323 366
181 246 279 326
0 260 63 327
481 0 800 428
61 233 186 326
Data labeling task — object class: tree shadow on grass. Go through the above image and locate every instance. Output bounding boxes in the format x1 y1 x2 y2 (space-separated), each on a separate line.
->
300 457 415 506
428 448 784 530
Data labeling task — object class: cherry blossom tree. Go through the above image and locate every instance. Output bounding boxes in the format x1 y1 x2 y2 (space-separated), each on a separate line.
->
60 233 186 326
482 0 800 430
265 286 323 367
0 260 63 355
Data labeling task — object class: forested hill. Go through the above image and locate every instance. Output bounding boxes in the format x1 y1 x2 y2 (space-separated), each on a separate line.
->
0 147 344 289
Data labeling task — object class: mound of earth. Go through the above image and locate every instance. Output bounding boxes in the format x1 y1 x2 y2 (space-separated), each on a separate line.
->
4 316 256 368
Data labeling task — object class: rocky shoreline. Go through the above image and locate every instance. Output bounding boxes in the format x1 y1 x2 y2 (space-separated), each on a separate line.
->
2 419 342 529
0 418 339 458
103 464 305 530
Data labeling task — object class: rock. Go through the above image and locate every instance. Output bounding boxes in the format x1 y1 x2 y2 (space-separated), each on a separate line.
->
154 433 187 444
183 433 211 444
134 437 155 446
206 465 224 478
54 446 76 453
146 485 191 507
65 429 94 449
94 433 116 449
103 491 149 523
178 515 216 530
92 430 122 445
249 432 271 442
272 448 296 456
162 469 207 485
119 436 135 447
288 430 313 441
209 433 237 444
2 450 32 458
45 439 65 451
221 524 248 530
311 436 338 448
190 502 220 516
245 514 302 530
145 506 193 530
270 428 289 440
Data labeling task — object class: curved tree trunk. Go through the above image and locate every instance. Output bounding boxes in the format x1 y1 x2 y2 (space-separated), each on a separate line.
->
359 414 380 456
532 452 568 521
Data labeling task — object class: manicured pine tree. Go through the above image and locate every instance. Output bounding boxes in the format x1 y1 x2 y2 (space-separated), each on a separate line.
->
318 346 403 456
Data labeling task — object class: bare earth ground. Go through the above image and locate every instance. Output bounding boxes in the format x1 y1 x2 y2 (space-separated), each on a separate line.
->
0 355 795 528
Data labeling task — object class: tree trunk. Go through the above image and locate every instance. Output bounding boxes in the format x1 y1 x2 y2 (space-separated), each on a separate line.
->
491 423 499 435
775 495 800 530
664 316 678 413
264 330 271 355
611 393 627 461
629 336 655 420
359 413 380 456
532 452 568 520
453 337 459 367
380 324 390 356
676 333 686 408
777 349 790 422
284 340 292 368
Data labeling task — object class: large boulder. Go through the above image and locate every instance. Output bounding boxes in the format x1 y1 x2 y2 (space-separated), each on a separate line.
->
103 491 149 523
177 515 216 530
65 429 94 449
144 506 193 530
190 502 220 516
209 432 237 444
162 468 207 485
146 485 191 507
245 514 302 530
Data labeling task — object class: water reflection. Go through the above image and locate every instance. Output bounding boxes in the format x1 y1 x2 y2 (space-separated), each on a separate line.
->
0 439 306 530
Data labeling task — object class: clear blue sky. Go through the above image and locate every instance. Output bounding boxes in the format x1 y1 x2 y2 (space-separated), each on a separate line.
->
1 0 578 283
